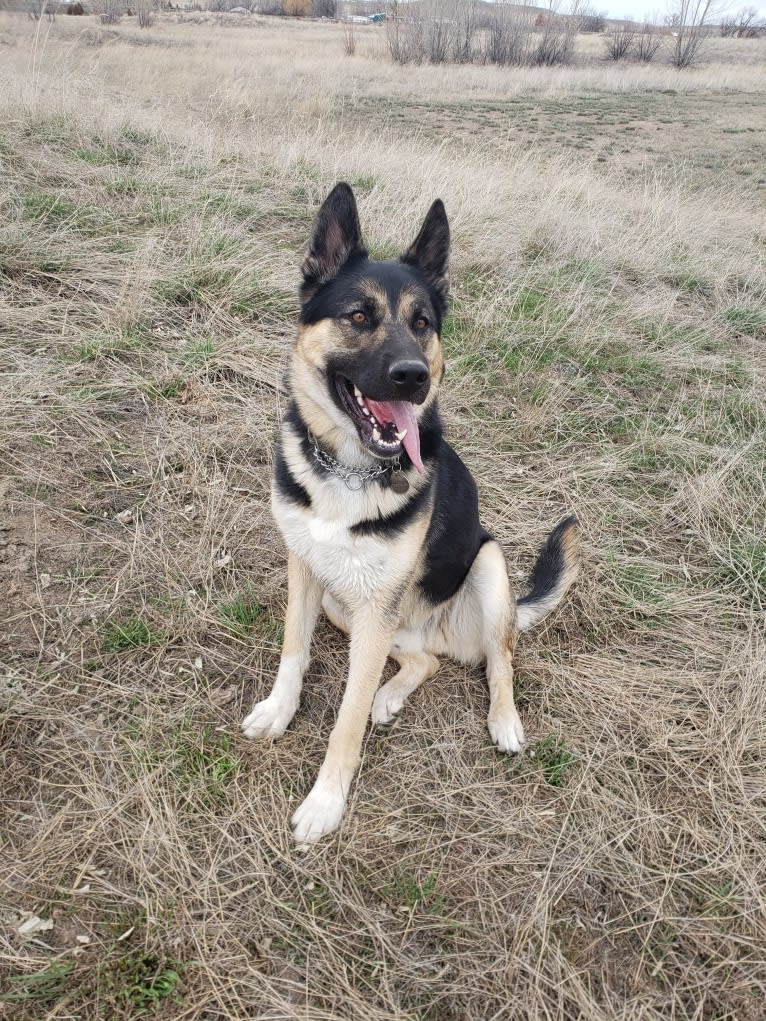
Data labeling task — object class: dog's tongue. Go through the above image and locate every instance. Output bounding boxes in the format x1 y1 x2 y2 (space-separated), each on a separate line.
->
364 398 423 474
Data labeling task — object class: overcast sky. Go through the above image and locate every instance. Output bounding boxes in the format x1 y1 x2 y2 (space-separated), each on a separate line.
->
591 1 766 19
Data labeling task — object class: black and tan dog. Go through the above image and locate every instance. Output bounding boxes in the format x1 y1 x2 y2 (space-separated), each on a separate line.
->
242 183 579 843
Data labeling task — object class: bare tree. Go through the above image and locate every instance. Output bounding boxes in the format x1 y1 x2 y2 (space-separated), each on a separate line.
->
342 19 356 56
635 21 663 59
720 6 763 35
667 0 715 68
532 0 581 66
136 0 154 27
580 7 607 31
604 20 636 59
29 0 55 19
452 0 478 62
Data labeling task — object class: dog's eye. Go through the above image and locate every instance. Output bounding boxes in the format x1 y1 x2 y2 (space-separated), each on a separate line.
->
349 311 368 325
414 316 428 331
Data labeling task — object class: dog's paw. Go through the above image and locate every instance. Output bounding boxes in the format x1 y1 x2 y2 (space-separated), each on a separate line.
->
371 684 405 726
241 696 296 740
291 782 346 844
488 707 525 754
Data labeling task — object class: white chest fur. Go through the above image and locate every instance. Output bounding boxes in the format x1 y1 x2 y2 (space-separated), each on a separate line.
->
272 486 397 604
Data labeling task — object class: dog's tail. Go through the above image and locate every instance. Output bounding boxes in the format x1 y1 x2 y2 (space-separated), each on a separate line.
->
516 516 579 632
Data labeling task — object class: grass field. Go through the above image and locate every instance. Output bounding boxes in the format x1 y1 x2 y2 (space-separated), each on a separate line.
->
1 12 765 1020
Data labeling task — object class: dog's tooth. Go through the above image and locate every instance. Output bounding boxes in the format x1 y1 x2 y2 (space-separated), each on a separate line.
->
362 407 370 417
372 427 381 442
354 385 362 399
394 429 408 441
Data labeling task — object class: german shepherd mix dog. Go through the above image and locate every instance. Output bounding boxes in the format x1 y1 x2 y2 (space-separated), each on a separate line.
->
242 183 579 843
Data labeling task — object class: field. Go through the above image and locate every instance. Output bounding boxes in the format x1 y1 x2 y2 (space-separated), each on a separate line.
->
1 12 765 1020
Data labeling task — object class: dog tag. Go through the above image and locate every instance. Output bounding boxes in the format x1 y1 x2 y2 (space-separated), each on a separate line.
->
390 471 409 494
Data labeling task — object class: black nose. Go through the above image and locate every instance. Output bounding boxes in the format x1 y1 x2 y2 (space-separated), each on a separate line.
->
388 359 430 393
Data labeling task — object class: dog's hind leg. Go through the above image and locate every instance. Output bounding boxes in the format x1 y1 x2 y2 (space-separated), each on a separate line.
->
464 540 525 754
371 641 439 725
242 553 322 740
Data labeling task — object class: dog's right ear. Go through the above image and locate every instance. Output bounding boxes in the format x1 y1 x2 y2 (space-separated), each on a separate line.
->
301 183 366 300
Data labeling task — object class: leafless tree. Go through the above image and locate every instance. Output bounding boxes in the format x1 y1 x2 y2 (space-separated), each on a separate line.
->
342 19 356 56
580 7 607 31
720 6 763 35
635 21 663 60
136 0 154 27
667 0 715 68
29 0 55 19
604 20 635 59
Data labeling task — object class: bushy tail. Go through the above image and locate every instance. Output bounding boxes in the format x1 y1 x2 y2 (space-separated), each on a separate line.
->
516 516 579 632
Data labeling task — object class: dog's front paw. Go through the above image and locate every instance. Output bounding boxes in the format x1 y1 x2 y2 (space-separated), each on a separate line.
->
241 695 296 740
371 684 404 726
488 707 525 754
291 782 346 844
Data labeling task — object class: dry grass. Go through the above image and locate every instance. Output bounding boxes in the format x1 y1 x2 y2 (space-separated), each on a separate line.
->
1 12 765 1020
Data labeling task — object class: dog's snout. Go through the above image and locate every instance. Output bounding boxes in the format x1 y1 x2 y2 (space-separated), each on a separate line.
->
389 359 430 394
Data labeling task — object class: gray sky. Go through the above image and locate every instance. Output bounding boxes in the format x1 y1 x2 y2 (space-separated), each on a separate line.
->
593 1 766 19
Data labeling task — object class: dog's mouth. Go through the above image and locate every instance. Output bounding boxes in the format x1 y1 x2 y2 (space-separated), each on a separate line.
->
335 375 423 473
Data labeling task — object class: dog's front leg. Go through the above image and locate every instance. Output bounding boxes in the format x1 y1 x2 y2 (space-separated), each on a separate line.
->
291 604 396 844
242 553 322 740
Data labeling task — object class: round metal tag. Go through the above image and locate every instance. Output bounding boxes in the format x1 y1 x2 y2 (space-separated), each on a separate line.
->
346 473 363 491
390 472 410 494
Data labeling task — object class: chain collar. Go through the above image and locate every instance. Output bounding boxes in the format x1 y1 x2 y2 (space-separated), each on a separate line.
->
308 432 402 492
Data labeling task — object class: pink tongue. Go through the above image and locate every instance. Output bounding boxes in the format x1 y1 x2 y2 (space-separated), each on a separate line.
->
364 398 423 474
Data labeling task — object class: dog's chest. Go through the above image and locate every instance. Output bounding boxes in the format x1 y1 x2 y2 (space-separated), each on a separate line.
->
273 491 393 601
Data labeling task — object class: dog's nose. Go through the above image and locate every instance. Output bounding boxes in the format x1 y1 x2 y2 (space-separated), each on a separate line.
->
389 359 430 393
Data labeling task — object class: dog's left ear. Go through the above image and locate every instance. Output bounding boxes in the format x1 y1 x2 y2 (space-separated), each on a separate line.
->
301 183 365 300
401 199 450 309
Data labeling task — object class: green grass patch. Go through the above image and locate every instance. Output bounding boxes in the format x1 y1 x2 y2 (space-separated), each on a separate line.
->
229 272 294 320
97 949 187 1016
724 305 766 340
530 734 577 787
220 591 263 635
102 616 160 653
73 327 148 364
0 960 75 1006
384 872 445 914
155 268 234 307
717 536 765 608
131 722 239 807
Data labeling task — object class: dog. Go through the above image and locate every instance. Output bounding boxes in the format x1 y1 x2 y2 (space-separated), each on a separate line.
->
242 183 579 844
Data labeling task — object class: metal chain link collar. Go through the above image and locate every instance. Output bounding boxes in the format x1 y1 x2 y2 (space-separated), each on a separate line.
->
308 433 402 492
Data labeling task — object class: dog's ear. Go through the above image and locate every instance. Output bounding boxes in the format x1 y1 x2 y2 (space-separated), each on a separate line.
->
301 183 365 298
401 199 450 307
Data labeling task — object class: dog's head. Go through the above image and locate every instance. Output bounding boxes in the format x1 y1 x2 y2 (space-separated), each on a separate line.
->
292 183 449 473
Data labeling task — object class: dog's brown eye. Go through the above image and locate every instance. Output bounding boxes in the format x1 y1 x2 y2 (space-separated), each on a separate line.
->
414 316 428 330
350 311 367 325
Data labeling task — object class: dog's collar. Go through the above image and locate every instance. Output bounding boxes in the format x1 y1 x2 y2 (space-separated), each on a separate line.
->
308 433 408 493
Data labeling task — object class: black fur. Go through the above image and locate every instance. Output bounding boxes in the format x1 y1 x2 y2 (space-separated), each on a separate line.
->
351 481 433 538
302 257 444 336
419 443 492 606
274 446 311 508
517 515 578 606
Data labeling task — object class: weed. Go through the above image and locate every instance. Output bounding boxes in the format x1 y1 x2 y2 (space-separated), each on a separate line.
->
530 734 577 787
97 949 186 1015
0 960 75 1005
219 591 263 637
384 872 446 914
102 616 159 653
